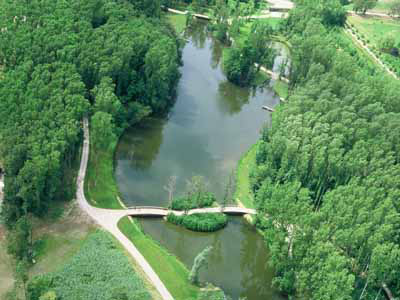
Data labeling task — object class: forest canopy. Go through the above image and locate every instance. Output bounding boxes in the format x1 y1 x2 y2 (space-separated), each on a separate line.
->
0 0 181 225
251 1 400 299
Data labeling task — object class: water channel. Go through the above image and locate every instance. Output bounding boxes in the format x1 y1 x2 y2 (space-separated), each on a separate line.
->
115 22 285 300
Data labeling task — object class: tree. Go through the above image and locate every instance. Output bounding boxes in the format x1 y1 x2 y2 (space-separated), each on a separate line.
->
129 0 161 18
189 246 213 285
7 216 32 261
39 291 57 300
164 175 177 207
15 260 29 300
388 0 400 17
353 0 378 14
91 112 116 185
223 42 256 86
91 112 117 153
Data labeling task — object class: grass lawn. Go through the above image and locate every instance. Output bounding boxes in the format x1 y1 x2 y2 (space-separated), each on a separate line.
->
85 145 123 209
167 13 187 34
118 217 201 300
345 0 396 14
347 15 400 75
273 80 289 99
347 15 400 48
234 143 257 209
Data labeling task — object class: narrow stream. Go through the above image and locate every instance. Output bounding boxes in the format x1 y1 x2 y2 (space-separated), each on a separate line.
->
115 21 286 300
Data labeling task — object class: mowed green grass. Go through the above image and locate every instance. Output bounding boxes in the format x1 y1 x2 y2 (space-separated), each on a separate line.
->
273 80 289 99
348 15 400 48
118 217 200 300
234 143 257 209
85 146 123 209
345 0 395 13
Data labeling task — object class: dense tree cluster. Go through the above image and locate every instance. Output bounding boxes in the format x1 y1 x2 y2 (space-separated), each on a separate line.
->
224 21 276 85
0 0 180 226
251 2 400 299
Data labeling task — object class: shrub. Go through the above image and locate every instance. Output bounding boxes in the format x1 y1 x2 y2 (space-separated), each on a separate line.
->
170 192 216 210
167 213 228 232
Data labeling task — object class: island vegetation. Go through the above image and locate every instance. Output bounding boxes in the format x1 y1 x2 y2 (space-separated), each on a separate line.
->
167 213 228 232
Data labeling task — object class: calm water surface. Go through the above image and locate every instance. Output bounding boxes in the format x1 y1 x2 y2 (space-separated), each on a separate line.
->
116 24 280 206
115 22 284 300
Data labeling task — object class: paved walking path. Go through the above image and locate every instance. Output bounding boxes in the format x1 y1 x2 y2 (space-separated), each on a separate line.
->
267 0 294 11
76 118 255 300
76 118 174 300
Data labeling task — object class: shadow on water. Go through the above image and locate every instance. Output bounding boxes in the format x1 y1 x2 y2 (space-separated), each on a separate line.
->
115 20 286 299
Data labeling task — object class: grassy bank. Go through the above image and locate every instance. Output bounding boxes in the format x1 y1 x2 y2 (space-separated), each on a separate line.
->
85 144 123 209
273 80 289 99
167 13 187 34
235 143 257 209
118 217 201 300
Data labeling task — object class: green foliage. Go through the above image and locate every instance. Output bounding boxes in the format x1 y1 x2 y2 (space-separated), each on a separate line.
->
189 246 213 285
389 0 400 17
353 0 378 14
7 216 32 261
129 0 161 18
170 176 216 210
27 231 150 300
284 0 346 30
167 213 228 232
0 0 180 224
224 44 256 85
251 1 400 299
170 193 216 210
223 21 276 86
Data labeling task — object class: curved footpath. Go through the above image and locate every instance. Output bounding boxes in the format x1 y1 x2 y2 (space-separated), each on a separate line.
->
76 118 255 300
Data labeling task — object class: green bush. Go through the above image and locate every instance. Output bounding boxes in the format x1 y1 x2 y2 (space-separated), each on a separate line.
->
170 192 216 210
27 231 150 300
167 213 228 232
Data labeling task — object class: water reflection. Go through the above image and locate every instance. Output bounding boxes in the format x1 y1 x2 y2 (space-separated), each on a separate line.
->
115 21 280 206
217 81 251 115
210 37 223 69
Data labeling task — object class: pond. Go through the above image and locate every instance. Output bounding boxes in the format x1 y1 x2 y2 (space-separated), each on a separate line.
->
115 21 286 300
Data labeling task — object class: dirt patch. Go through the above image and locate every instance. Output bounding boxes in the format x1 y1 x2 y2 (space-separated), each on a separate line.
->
29 200 97 277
